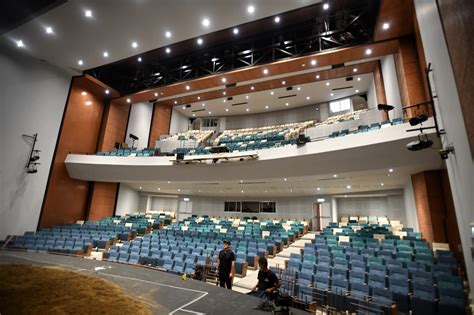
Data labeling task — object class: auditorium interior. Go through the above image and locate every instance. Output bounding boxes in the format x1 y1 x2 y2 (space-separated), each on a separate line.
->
0 0 473 314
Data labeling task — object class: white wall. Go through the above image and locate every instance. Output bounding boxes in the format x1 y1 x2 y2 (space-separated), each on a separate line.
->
0 47 71 239
367 76 377 110
336 194 406 224
150 196 179 212
381 55 403 119
169 107 189 134
115 184 140 216
414 0 474 299
125 102 153 149
403 177 419 231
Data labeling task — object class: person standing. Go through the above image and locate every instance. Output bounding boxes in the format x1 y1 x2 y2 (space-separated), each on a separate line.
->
216 240 235 289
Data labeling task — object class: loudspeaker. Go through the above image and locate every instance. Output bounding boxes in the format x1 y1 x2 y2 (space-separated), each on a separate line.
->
176 153 185 160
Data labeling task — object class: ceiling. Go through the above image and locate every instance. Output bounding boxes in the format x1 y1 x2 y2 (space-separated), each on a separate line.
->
1 0 322 74
175 72 373 117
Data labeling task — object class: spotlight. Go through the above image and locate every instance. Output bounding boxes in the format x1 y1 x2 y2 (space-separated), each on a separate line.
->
439 146 455 160
409 114 428 126
406 133 433 151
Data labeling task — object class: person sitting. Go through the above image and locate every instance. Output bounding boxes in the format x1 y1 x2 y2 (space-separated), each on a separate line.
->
248 257 280 300
192 265 204 281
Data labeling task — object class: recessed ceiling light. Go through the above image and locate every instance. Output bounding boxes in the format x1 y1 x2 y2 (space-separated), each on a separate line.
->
346 185 351 189
197 38 203 45
330 93 334 96
323 3 329 10
225 108 229 112
105 89 110 94
310 59 317 66
265 190 267 193
223 91 226 95
221 77 227 83
85 101 92 106
177 189 181 192
241 190 244 193
274 16 280 23
182 106 186 110
381 183 384 186
382 22 390 30
197 96 201 100
302 63 306 67
154 92 158 97
192 114 196 117
168 181 171 184
208 111 212 114
317 187 321 191
263 68 269 75
357 77 361 81
174 101 178 104
202 103 205 106
297 87 301 91
233 28 239 35
185 85 190 90
16 40 24 47
316 75 320 79
132 42 138 48
281 81 286 85
247 5 255 14
333 174 338 178
365 48 372 55
84 10 92 18
285 102 289 106
353 68 358 73
138 57 142 62
290 189 293 192
344 195 348 198
202 18 210 27
157 188 161 191
355 89 359 93
81 91 87 96
78 60 83 66
246 108 250 112
165 47 171 54
223 99 226 103
45 26 53 34
103 51 109 58
165 31 172 38
270 91 274 95
389 168 394 173
126 98 131 103
246 95 249 99
139 186 142 190
265 105 269 109
306 96 310 100
326 82 330 86
250 86 254 90
284 178 287 181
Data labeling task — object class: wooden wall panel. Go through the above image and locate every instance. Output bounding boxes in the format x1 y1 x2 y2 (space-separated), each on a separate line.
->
394 36 429 119
87 182 119 221
373 0 414 42
373 61 388 120
39 77 106 228
148 103 172 147
437 0 474 156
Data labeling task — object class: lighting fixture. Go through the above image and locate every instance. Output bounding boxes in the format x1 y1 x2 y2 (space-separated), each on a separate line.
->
202 103 205 106
103 51 109 58
274 16 280 23
126 98 131 103
182 106 186 110
78 60 83 66
285 103 289 106
138 57 142 62
225 108 229 112
174 101 178 104
165 47 171 54
263 69 269 75
382 22 390 30
154 92 158 97
139 186 142 190
389 168 394 173
357 77 361 81
353 68 358 73
317 187 321 191
16 40 24 47
105 89 110 94
185 85 190 90
246 108 249 112
192 114 196 117
132 42 138 48
85 101 92 106
365 48 372 55
223 91 226 95
270 91 274 95
247 5 255 13
246 95 249 99
297 87 301 91
330 93 334 96
381 183 384 186
310 59 317 66
355 89 359 93
326 82 330 86
323 3 329 10
316 75 320 79
202 18 210 27
165 31 172 38
333 174 338 178
250 86 254 90
265 105 269 109
233 28 239 35
284 178 287 181
306 96 310 100
208 111 212 114
81 91 87 96
45 27 53 34
281 81 286 85
221 77 227 83
197 96 201 100
346 185 351 189
84 10 92 18
197 38 203 45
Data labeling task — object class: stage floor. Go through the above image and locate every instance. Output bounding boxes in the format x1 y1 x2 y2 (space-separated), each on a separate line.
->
0 251 308 315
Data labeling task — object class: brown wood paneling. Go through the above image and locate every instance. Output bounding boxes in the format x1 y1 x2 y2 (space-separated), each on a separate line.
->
118 40 400 106
412 171 448 244
373 61 388 120
87 182 119 221
39 76 107 228
97 100 131 152
437 0 474 156
373 0 415 42
149 103 172 147
394 36 429 119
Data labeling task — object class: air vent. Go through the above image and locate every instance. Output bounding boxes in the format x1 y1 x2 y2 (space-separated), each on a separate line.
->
185 104 191 108
346 77 353 81
227 97 233 101
226 83 237 88
333 86 353 91
148 99 158 103
278 94 297 99
239 181 268 185
332 63 345 69
232 102 248 106
192 109 205 113
286 86 293 91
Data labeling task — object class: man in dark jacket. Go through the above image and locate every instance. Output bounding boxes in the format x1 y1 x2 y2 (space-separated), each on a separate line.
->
216 240 235 289
248 257 280 300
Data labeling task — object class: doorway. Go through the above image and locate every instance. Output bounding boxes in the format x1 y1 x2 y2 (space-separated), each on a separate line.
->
312 202 331 231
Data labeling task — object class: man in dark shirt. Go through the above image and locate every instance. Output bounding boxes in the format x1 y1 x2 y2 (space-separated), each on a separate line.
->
216 240 235 289
249 257 280 300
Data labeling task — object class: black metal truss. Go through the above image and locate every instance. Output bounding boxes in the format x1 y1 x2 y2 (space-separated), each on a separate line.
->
86 2 379 95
